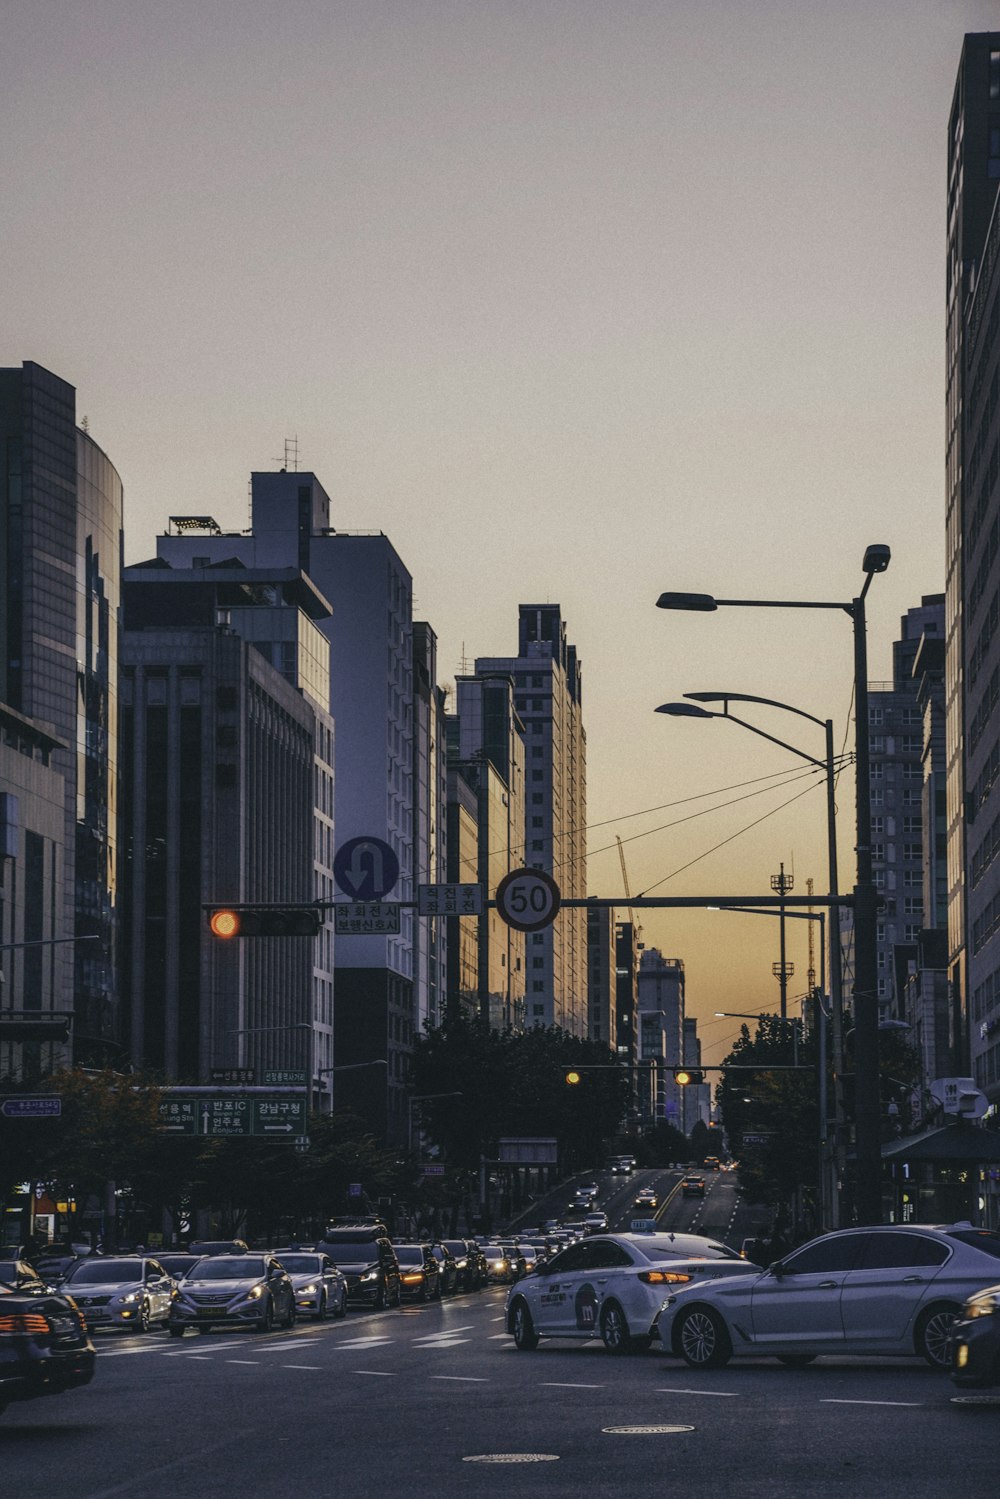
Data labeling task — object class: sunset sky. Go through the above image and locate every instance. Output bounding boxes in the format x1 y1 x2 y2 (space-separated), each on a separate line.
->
5 0 997 1058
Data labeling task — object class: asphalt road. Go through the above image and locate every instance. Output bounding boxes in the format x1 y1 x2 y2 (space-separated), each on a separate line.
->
4 1275 997 1498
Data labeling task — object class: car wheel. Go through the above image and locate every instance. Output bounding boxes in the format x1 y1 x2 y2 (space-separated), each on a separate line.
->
677 1306 732 1369
390 1281 402 1308
777 1354 816 1368
916 1303 961 1370
432 1278 442 1302
335 1288 347 1319
510 1297 539 1351
136 1300 151 1334
373 1284 387 1311
283 1298 297 1330
315 1291 328 1322
169 1324 185 1338
600 1300 634 1355
257 1299 275 1334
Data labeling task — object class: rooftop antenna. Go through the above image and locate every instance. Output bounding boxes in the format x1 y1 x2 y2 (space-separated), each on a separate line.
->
273 436 300 472
458 641 473 674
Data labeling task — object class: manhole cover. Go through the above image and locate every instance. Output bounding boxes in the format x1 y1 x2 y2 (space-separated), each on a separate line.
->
463 1454 560 1465
602 1424 695 1435
950 1394 1000 1406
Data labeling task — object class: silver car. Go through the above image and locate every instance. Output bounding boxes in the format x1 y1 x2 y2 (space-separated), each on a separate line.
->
168 1254 296 1335
61 1256 174 1333
655 1223 1000 1371
275 1252 348 1321
506 1232 759 1355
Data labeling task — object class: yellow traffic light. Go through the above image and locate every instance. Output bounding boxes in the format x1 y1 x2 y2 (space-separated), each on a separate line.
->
675 1069 693 1086
208 909 240 939
565 1070 582 1086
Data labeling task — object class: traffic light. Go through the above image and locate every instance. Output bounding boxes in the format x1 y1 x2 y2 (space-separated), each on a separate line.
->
205 905 323 938
673 1067 705 1086
565 1070 583 1086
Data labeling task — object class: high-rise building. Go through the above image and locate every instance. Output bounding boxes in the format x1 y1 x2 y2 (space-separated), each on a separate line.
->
637 949 686 1130
119 561 335 1100
157 470 440 1144
0 361 122 1067
477 606 587 1033
945 35 1000 1099
586 906 617 1046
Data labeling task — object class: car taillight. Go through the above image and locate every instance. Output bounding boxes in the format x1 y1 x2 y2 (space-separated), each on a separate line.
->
638 1271 693 1285
0 1311 50 1335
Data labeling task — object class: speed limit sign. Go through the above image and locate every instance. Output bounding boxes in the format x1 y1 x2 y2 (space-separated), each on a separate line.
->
494 868 561 931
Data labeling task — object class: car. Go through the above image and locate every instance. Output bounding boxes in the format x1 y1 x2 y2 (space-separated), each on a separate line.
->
505 1232 761 1355
0 1275 96 1419
482 1245 520 1284
273 1251 348 1320
426 1243 460 1296
951 1279 1000 1389
31 1254 79 1287
394 1244 442 1302
703 1156 721 1172
440 1239 486 1291
168 1253 296 1334
655 1223 1000 1371
584 1211 610 1232
682 1176 706 1198
634 1188 659 1210
61 1256 175 1333
315 1228 401 1309
155 1252 200 1280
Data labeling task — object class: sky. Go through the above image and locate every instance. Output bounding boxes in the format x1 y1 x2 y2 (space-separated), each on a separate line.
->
4 0 998 1061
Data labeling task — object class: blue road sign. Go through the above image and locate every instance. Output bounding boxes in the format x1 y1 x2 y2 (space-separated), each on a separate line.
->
1 1096 62 1119
333 836 400 901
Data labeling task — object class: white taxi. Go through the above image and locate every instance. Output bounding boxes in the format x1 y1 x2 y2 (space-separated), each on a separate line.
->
505 1232 760 1354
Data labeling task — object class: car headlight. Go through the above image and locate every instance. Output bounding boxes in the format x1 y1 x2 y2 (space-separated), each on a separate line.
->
299 1284 318 1295
964 1292 1000 1319
247 1285 264 1300
360 1269 379 1282
119 1292 140 1304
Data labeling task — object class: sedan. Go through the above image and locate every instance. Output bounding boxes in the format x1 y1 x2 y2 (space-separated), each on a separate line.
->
440 1239 485 1292
951 1280 1000 1388
655 1223 1000 1371
61 1256 174 1333
506 1232 759 1355
394 1245 442 1302
168 1254 296 1335
274 1251 348 1320
633 1188 658 1210
682 1176 706 1198
482 1245 520 1284
0 1278 96 1419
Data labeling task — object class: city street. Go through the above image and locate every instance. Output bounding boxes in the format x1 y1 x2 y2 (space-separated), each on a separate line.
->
2 1283 996 1498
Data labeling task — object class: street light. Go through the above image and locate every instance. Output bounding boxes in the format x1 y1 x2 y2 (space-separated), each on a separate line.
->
656 543 890 1225
657 687 845 1224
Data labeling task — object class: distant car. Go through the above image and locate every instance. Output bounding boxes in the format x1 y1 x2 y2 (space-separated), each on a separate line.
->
316 1228 401 1309
682 1176 706 1198
505 1232 759 1354
168 1254 296 1335
951 1280 1000 1389
61 1256 175 1333
31 1254 79 1287
274 1251 348 1320
0 1277 96 1419
584 1212 610 1233
426 1243 460 1296
482 1245 519 1284
186 1240 250 1257
634 1188 658 1210
394 1244 442 1302
440 1239 486 1292
656 1224 1000 1370
155 1252 200 1280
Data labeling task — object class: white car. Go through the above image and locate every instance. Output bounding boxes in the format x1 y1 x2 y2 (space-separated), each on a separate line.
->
505 1232 759 1355
654 1223 1000 1371
61 1255 175 1333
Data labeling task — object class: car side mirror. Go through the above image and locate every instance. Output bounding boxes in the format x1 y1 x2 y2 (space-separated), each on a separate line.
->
770 1260 785 1277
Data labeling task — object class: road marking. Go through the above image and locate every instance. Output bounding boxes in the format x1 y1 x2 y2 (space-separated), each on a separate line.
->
489 1333 508 1340
819 1399 924 1408
353 1369 395 1376
491 1316 505 1323
283 1364 322 1370
331 1337 394 1349
656 1387 739 1397
227 1359 261 1365
431 1375 489 1382
541 1382 604 1389
99 1347 169 1358
258 1339 321 1352
186 1355 215 1361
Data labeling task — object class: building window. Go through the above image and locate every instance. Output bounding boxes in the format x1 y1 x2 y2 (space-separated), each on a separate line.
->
531 793 543 804
872 817 884 835
903 897 923 916
533 1003 544 1015
533 958 544 969
872 843 885 862
905 841 922 860
532 816 543 828
872 735 886 754
532 981 544 993
904 924 921 942
870 708 883 727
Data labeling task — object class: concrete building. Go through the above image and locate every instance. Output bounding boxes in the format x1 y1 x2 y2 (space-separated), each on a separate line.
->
586 906 617 1047
477 606 587 1033
156 471 439 1144
637 949 686 1131
945 34 1000 1098
0 361 123 1066
119 562 335 1102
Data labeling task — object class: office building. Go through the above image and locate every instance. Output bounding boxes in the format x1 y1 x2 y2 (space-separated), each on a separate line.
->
637 949 686 1130
0 361 122 1067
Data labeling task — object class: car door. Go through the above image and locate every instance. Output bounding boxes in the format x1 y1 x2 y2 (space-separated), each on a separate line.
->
144 1260 172 1320
527 1242 596 1336
750 1232 867 1350
839 1231 950 1348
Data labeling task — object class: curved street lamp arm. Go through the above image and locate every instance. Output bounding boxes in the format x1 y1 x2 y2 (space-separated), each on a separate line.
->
684 690 827 733
710 706 828 769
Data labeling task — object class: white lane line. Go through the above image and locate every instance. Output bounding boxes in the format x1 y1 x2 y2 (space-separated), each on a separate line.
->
186 1355 215 1361
283 1364 322 1370
656 1388 739 1398
330 1338 394 1350
819 1399 924 1408
353 1369 395 1377
491 1316 505 1323
488 1334 508 1340
227 1359 261 1366
541 1382 605 1390
258 1339 321 1352
431 1375 489 1383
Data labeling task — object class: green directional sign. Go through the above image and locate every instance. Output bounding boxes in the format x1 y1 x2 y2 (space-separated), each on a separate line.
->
202 1098 252 1137
252 1098 306 1137
158 1099 199 1136
262 1069 306 1086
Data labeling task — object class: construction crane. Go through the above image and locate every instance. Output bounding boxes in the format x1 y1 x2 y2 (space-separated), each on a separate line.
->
616 836 642 940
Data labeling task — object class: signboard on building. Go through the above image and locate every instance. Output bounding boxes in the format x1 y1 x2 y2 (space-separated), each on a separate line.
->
334 902 401 935
498 1137 558 1165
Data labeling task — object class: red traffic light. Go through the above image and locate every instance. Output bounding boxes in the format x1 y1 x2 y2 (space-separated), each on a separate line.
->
205 906 322 938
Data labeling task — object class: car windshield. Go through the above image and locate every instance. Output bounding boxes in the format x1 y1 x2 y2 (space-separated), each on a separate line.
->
441 1242 466 1255
277 1255 323 1273
65 1259 143 1285
189 1258 267 1281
